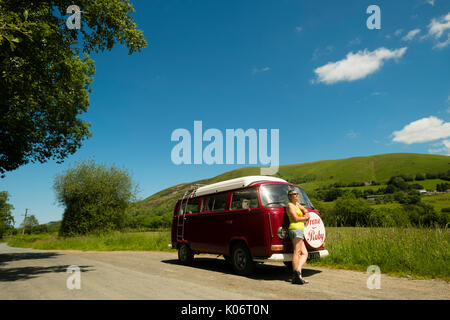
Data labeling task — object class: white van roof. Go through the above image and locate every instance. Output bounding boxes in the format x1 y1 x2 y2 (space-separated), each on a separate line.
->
193 176 287 197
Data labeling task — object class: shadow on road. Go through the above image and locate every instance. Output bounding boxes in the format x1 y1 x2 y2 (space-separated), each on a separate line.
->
0 251 94 282
161 257 322 282
0 252 62 266
0 265 93 282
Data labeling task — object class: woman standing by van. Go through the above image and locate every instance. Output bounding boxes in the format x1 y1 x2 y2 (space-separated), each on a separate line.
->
287 190 310 284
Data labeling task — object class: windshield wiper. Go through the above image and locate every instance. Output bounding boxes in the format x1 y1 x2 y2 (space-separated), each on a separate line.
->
299 202 314 209
264 201 285 206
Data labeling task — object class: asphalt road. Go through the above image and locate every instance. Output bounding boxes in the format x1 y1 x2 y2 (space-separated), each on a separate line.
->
0 243 448 300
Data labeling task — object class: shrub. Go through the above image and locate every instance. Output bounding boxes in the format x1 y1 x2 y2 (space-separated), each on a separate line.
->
415 173 425 181
426 173 437 179
436 183 450 192
54 160 137 236
0 191 14 238
331 194 372 226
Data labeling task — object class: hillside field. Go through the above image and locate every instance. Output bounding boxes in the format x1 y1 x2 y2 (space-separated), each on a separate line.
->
130 153 449 224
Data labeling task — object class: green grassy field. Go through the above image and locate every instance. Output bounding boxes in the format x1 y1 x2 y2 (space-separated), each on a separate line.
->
422 193 450 212
6 227 449 281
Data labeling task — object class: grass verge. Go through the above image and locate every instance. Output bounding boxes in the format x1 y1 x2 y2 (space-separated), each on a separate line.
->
308 227 450 281
7 231 175 252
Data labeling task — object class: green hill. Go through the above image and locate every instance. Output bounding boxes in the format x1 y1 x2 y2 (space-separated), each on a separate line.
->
132 153 449 221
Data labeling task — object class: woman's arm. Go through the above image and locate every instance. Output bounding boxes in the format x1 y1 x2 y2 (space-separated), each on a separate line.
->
298 204 310 220
287 203 309 222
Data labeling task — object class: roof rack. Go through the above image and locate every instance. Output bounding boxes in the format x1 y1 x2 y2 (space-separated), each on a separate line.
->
180 183 205 200
194 176 287 196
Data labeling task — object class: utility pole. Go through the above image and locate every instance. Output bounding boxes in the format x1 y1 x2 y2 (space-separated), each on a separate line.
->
22 208 28 235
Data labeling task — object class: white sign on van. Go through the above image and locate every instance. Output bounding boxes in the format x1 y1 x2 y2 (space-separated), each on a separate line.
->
304 212 326 249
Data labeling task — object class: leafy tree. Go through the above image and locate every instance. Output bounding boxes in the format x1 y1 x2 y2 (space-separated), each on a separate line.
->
54 160 137 236
393 191 406 203
317 187 343 202
0 191 14 238
403 192 421 205
425 173 437 180
415 173 425 181
437 170 450 181
387 176 409 192
33 224 49 234
402 202 442 227
330 194 373 226
409 183 424 190
436 183 450 192
21 214 39 234
0 0 147 177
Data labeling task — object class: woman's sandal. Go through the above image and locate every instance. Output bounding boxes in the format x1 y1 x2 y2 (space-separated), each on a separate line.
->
293 271 309 285
299 274 309 284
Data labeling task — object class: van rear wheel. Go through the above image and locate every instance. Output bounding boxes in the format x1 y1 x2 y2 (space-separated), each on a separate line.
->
178 243 194 265
231 243 254 275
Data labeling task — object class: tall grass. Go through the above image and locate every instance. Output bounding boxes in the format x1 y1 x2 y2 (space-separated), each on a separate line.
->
309 227 450 280
7 231 174 252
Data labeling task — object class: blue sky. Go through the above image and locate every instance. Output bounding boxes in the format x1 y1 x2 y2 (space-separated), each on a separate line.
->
2 0 449 226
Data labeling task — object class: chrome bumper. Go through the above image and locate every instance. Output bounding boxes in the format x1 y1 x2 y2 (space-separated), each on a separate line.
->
254 249 329 262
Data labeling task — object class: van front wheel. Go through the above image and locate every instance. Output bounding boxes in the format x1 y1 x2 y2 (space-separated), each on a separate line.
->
178 243 194 265
231 243 254 275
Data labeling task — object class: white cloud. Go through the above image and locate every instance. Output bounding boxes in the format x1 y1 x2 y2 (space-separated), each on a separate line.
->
429 13 450 38
295 26 302 32
428 139 450 155
394 29 403 36
427 12 450 48
252 67 270 75
402 29 421 41
434 33 450 49
392 116 450 144
426 0 435 6
313 47 407 84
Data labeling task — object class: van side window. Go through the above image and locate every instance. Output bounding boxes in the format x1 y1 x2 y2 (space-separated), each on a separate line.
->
231 188 259 210
185 197 199 213
201 193 227 212
179 197 199 214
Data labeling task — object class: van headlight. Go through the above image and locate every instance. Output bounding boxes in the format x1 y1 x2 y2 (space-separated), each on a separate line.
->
277 227 288 240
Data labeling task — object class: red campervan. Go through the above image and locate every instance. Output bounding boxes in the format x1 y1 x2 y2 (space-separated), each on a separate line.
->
169 176 329 275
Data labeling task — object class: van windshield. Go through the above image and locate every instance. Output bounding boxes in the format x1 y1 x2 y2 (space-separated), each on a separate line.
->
259 184 313 208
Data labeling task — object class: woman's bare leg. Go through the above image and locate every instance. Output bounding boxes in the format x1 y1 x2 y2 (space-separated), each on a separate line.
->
297 239 309 283
291 238 301 272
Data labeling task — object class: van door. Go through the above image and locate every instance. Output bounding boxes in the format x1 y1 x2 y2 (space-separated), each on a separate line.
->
228 188 268 257
189 192 229 254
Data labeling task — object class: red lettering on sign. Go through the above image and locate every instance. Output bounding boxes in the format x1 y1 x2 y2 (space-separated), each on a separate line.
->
307 229 324 242
306 218 321 227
